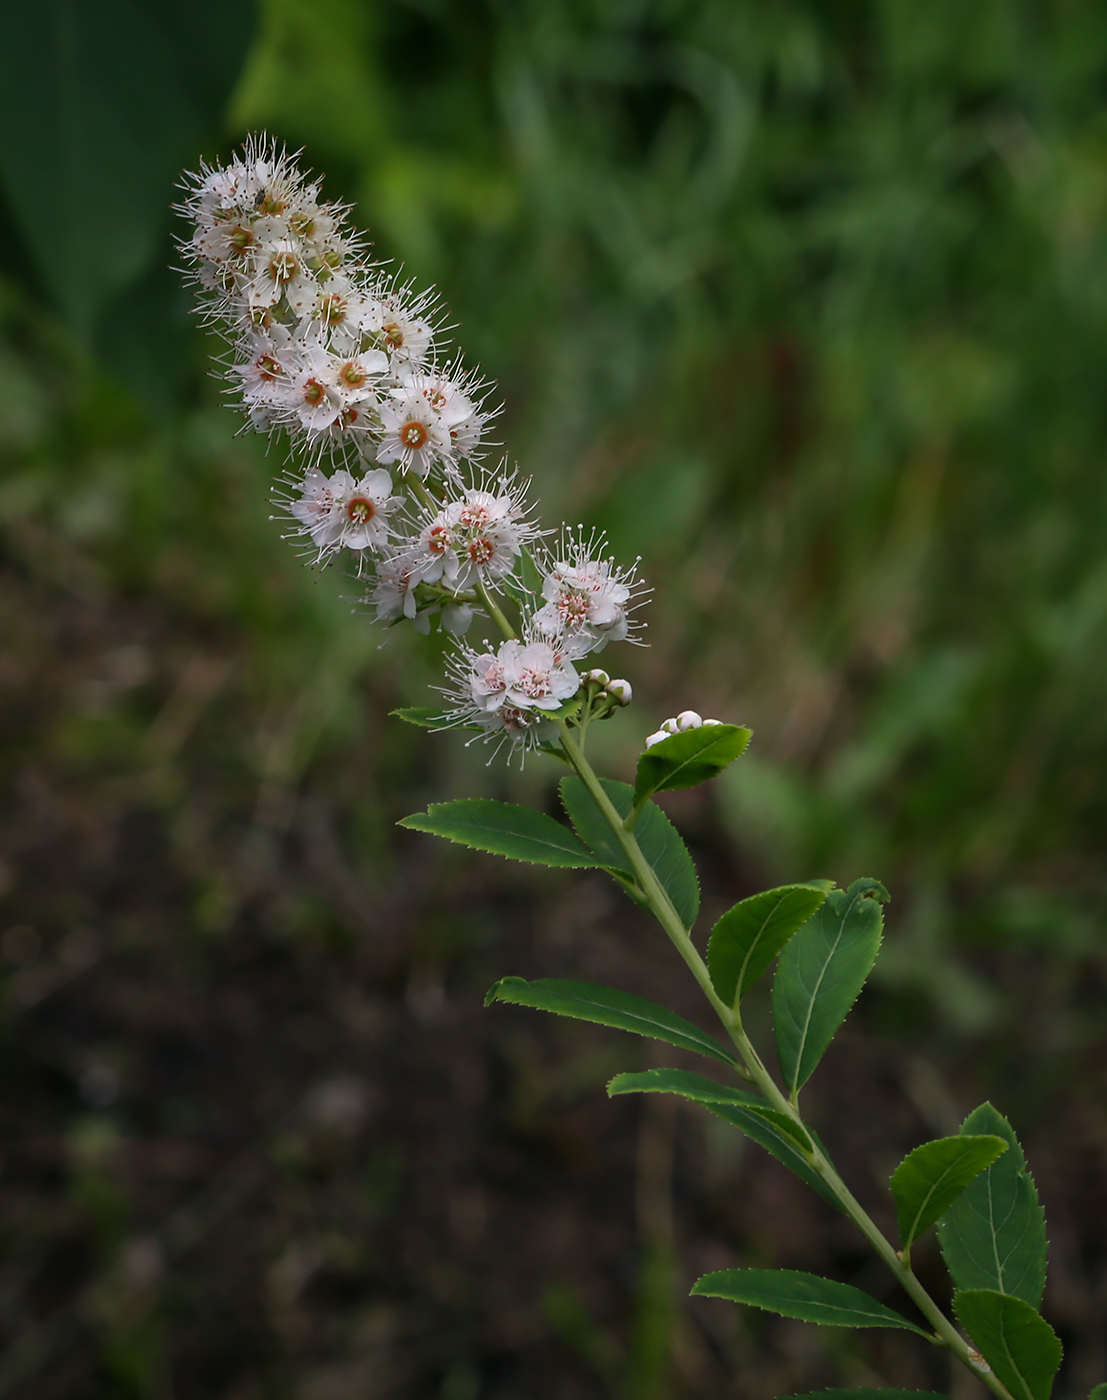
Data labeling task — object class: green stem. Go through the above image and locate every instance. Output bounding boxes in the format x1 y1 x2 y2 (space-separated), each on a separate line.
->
555 724 1015 1400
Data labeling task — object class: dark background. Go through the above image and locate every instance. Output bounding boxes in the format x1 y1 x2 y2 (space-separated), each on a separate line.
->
0 2 1105 1396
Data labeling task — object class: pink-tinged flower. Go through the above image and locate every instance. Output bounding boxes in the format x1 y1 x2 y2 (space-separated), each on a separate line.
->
532 529 646 657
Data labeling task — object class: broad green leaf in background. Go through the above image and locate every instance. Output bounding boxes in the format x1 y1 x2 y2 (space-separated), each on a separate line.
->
938 1103 1047 1308
485 978 738 1066
608 1068 813 1151
560 775 699 928
0 0 255 352
1088 1387 1107 1400
708 884 828 1007
890 1134 1008 1256
391 707 449 727
691 1268 927 1334
779 1392 951 1400
399 799 598 867
772 879 889 1098
953 1290 1062 1400
633 724 751 804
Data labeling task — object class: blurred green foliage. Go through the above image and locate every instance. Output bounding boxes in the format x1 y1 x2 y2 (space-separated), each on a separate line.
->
5 0 1107 1033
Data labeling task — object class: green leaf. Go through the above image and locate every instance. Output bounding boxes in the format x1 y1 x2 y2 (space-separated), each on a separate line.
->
708 884 829 1007
691 1268 927 1334
391 706 448 727
1087 1387 1107 1400
633 725 752 804
606 1071 838 1209
608 1067 813 1151
937 1103 1047 1308
560 776 699 928
399 799 598 867
890 1135 1008 1255
0 1 254 345
485 977 737 1066
779 1392 951 1400
772 878 888 1097
953 1290 1062 1400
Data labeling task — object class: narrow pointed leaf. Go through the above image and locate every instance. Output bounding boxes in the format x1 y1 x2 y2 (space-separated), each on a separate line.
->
485 977 737 1065
890 1135 1008 1254
954 1290 1062 1400
608 1067 813 1151
400 799 598 867
561 776 699 928
633 724 752 804
937 1103 1047 1308
692 1269 927 1334
705 1100 843 1209
391 706 449 727
772 879 888 1096
780 1391 951 1400
708 884 829 1007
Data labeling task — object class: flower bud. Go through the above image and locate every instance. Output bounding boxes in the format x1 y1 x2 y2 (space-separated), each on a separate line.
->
643 730 669 749
676 710 703 731
607 678 632 706
660 717 680 735
702 717 722 726
585 668 610 687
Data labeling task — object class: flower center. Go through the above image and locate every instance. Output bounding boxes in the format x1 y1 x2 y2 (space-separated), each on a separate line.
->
269 250 299 284
558 590 590 623
339 360 366 388
319 293 347 326
427 525 451 555
382 321 405 349
341 406 360 426
289 212 316 237
401 420 428 449
256 354 280 381
302 378 326 406
257 192 286 216
229 225 254 252
468 537 495 565
518 668 551 699
346 496 375 524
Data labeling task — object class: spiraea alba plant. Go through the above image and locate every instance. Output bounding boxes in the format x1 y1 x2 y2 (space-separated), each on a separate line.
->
179 140 1089 1400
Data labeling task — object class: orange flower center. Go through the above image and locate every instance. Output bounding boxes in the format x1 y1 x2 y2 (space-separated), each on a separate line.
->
468 538 495 565
302 378 326 406
256 354 280 381
346 497 375 524
269 250 299 284
339 361 366 388
382 322 405 349
401 420 428 449
320 294 347 326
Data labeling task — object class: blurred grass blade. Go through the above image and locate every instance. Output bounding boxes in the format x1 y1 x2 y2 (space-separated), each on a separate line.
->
560 775 699 927
708 884 828 1007
691 1268 927 1333
772 879 888 1097
485 977 738 1065
400 799 598 867
890 1134 1007 1254
953 1290 1062 1400
938 1103 1047 1308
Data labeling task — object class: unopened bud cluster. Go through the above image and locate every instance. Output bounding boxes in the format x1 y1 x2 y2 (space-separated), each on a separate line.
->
644 711 723 749
178 139 647 756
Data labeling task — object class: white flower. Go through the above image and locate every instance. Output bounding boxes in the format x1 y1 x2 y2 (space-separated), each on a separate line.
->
450 636 580 720
370 552 422 627
363 292 436 364
405 473 538 592
532 530 645 657
287 467 399 556
376 393 452 477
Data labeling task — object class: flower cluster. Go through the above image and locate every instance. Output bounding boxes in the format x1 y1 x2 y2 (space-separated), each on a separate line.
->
178 139 647 756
